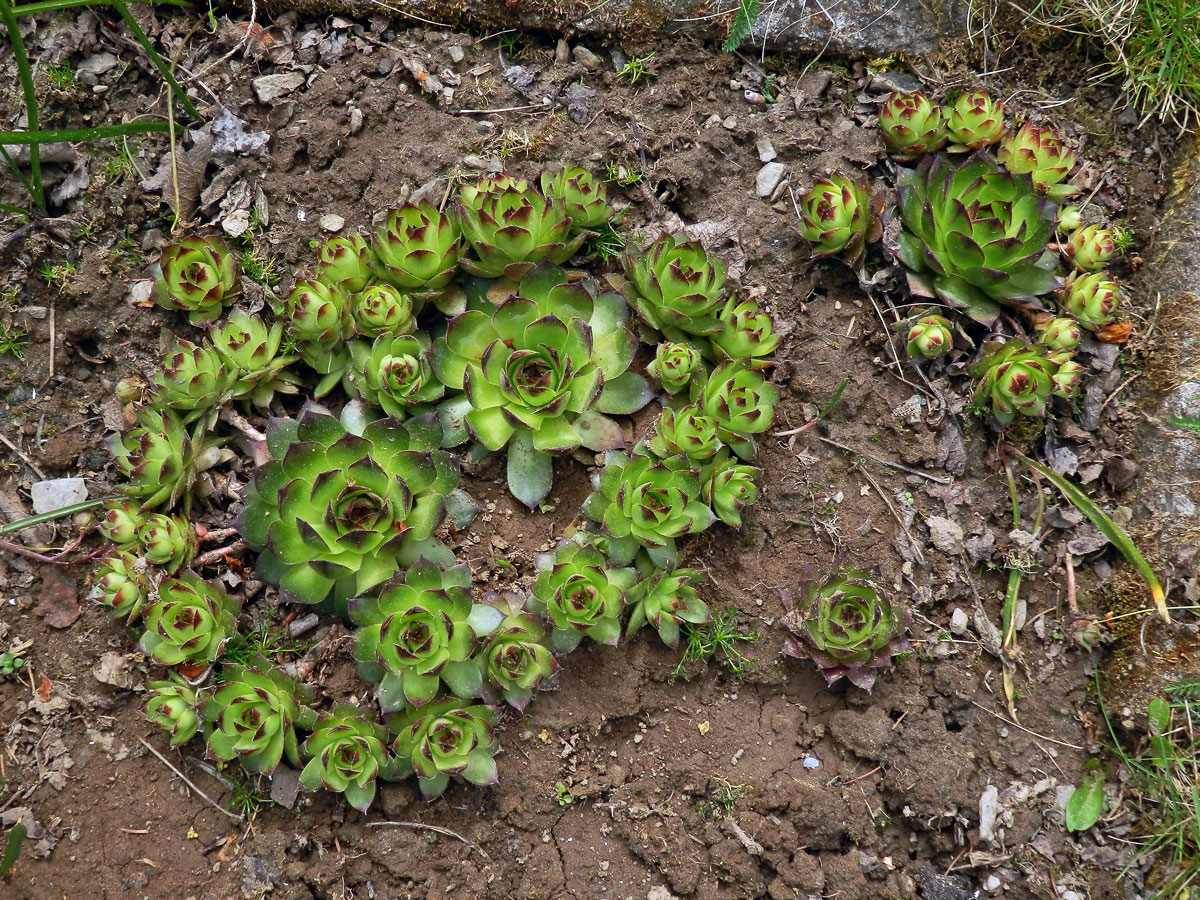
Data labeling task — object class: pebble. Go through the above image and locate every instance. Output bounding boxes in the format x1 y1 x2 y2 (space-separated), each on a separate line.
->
288 613 320 638
978 785 1000 845
31 478 87 514
949 608 969 635
647 887 678 900
222 209 251 238
755 162 786 198
18 305 48 319
320 213 345 233
75 52 118 86
572 45 602 71
448 44 465 64
983 875 1002 893
756 137 777 162
926 515 965 555
252 72 305 104
802 756 820 769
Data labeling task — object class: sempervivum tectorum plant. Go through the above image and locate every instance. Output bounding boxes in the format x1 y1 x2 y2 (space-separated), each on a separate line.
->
237 406 461 607
895 152 1059 324
998 122 1078 201
479 610 558 710
388 697 499 799
139 574 239 667
692 360 780 459
90 552 152 620
712 296 782 361
1064 224 1118 272
1061 271 1120 330
622 236 727 338
209 311 300 407
583 451 715 569
109 405 193 510
781 567 912 691
299 706 390 812
645 405 722 461
540 166 614 231
136 513 197 573
647 341 703 395
625 568 709 647
145 679 202 746
316 233 375 293
699 452 761 528
99 499 142 547
1037 316 1083 351
351 283 416 338
432 265 651 507
969 338 1065 423
153 235 241 325
878 91 947 160
151 339 235 423
285 278 356 394
796 172 882 268
903 312 954 359
530 539 635 652
349 332 445 419
946 91 1005 152
349 561 488 713
456 177 589 279
371 202 461 294
1051 355 1086 399
203 662 314 773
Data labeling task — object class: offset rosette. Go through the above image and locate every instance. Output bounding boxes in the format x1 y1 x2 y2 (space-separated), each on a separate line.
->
622 236 726 337
782 567 912 691
1061 272 1120 330
1037 316 1083 351
153 235 241 325
998 122 1077 200
646 405 722 461
209 311 299 407
151 339 235 422
300 705 390 812
350 332 444 419
540 167 614 231
530 540 635 651
136 513 197 573
388 697 499 799
646 341 703 395
625 568 709 647
693 360 779 458
479 611 558 710
203 663 313 774
109 405 193 510
699 452 761 528
351 284 416 338
1064 225 1118 272
90 552 152 620
145 679 202 746
946 91 1005 152
372 201 461 292
140 574 239 667
969 338 1066 423
238 406 459 606
878 91 947 160
797 172 882 268
316 233 375 293
712 296 782 360
903 313 954 360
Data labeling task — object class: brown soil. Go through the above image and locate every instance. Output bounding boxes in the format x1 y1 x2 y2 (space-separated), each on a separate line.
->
0 9 1175 900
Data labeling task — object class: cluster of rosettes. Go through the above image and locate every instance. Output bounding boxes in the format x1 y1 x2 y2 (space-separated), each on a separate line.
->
100 165 784 808
794 88 1128 427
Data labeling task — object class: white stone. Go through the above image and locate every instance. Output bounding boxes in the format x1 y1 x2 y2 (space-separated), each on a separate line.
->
978 785 1000 845
252 72 305 104
950 608 969 635
756 162 786 198
756 137 777 162
926 515 965 554
31 478 87 514
320 213 346 233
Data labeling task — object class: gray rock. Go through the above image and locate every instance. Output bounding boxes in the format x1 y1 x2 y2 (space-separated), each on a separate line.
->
755 162 787 198
252 72 305 104
925 515 964 555
978 784 1000 845
269 766 302 808
75 51 118 86
31 477 87 514
949 608 969 635
572 45 602 70
448 44 465 63
756 138 776 162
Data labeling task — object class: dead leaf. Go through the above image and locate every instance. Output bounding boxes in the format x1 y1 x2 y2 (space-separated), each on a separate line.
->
1096 322 1133 343
35 567 80 629
37 673 52 702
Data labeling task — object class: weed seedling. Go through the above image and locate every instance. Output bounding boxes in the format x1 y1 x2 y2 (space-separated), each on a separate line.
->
0 324 29 360
697 777 752 820
0 648 26 676
239 248 282 286
46 61 74 89
554 781 574 806
603 160 643 188
618 54 656 85
672 609 760 682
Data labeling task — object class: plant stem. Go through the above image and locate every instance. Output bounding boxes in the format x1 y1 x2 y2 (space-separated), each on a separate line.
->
111 0 202 121
0 121 172 144
0 498 109 535
11 0 190 14
0 0 43 210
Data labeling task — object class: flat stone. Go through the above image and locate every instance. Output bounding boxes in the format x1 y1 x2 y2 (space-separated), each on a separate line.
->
75 52 118 86
926 515 965 554
252 72 305 104
949 608 969 635
756 138 777 163
572 45 602 70
31 477 87 513
755 162 786 198
269 766 302 808
320 213 346 232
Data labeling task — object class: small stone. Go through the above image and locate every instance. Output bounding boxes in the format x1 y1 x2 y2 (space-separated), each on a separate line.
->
572 45 602 70
554 38 570 65
647 888 678 900
75 52 118 86
222 209 251 238
722 115 738 130
288 613 320 638
926 515 965 555
756 138 777 162
949 608 969 635
268 767 302 808
31 478 87 514
320 213 345 233
448 44 465 64
756 162 786 198
868 71 923 94
802 756 820 769
18 305 48 319
252 72 305 104
978 785 1000 845
983 875 1002 893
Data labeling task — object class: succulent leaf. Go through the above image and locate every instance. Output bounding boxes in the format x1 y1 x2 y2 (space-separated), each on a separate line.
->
203 663 312 773
299 705 389 812
140 574 239 667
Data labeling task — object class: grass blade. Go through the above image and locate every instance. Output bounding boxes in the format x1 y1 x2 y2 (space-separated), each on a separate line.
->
0 121 172 144
0 0 43 210
11 0 191 14
0 497 108 536
1014 451 1168 623
0 821 25 876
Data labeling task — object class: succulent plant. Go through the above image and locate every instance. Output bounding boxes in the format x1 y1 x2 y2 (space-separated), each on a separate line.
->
153 235 241 325
625 568 709 647
583 451 715 568
285 278 355 349
90 551 152 620
432 265 650 507
351 284 416 338
99 499 143 546
209 311 300 406
878 91 947 160
895 151 1059 323
646 405 722 461
903 313 954 359
781 567 912 691
711 296 782 360
969 339 1065 423
140 574 239 667
479 610 558 710
372 202 461 293
136 513 197 573
145 679 202 746
109 405 193 510
238 406 460 607
456 178 588 279
530 540 635 652
350 332 444 418
796 172 882 268
1064 224 1117 272
1038 316 1083 350
316 233 375 293
388 697 499 799
540 167 614 231
350 561 486 712
622 236 726 338
998 122 1077 200
300 706 390 812
699 452 761 528
1061 271 1120 330
647 341 704 395
1051 356 1086 399
1057 206 1082 231
151 339 235 422
946 91 1005 151
693 360 779 458
203 664 313 773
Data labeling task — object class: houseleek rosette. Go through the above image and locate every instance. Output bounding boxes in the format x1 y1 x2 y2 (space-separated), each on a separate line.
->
90 552 151 620
137 513 197 573
153 235 241 325
693 360 779 458
998 122 1077 200
456 179 588 279
349 331 444 419
479 611 558 710
646 405 722 461
530 540 635 652
781 568 912 691
646 341 703 395
109 405 192 510
895 152 1059 323
712 296 782 360
151 339 235 422
316 233 375 293
625 568 709 647
388 697 499 799
349 561 485 712
372 201 461 293
140 574 239 667
797 172 881 268
203 662 313 773
1038 316 1083 350
969 339 1064 423
1052 357 1086 399
432 265 651 507
300 706 389 812
947 91 1005 151
622 236 726 337
351 284 416 338
1065 225 1117 272
238 406 459 607
209 311 299 407
145 679 201 746
583 451 715 568
1061 272 1120 329
99 499 142 546
904 313 953 359
285 278 355 393
540 167 614 231
878 91 947 160
700 452 761 528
